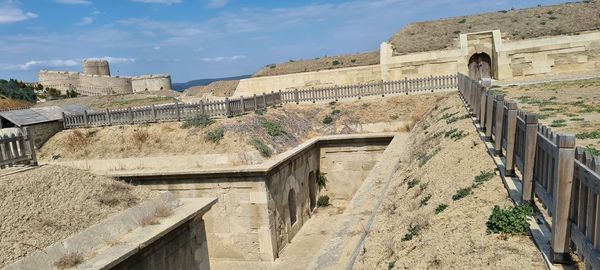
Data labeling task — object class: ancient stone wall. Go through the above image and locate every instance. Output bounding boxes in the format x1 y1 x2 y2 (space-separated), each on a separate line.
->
131 75 172 92
83 59 110 76
27 121 63 149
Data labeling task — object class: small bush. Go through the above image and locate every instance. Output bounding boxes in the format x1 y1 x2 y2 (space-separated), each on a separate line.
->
205 128 225 143
435 204 448 214
390 114 399 120
317 172 328 189
549 119 567 127
576 131 600 140
263 120 286 136
332 60 341 66
351 59 357 63
255 108 267 115
55 252 84 269
317 195 330 206
407 179 420 189
331 109 341 115
249 139 272 157
323 115 333 124
458 18 466 23
132 129 150 145
452 187 472 201
446 114 469 124
584 146 600 156
453 30 461 34
401 224 421 241
420 194 432 207
388 260 396 270
182 114 214 129
154 204 174 218
473 170 496 187
418 148 440 167
486 204 534 234
329 101 337 106
570 117 585 121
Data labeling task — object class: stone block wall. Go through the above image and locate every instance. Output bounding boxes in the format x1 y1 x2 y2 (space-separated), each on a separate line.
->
27 121 64 148
132 75 172 92
111 215 210 270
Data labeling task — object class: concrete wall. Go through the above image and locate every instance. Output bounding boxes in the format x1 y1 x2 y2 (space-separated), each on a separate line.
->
111 215 210 270
27 121 63 149
234 65 381 97
132 75 172 92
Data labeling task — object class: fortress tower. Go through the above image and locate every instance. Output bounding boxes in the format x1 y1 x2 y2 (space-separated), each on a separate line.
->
83 59 111 76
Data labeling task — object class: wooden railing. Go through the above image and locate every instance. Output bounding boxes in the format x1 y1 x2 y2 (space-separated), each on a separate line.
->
458 73 600 267
63 74 458 129
0 127 38 168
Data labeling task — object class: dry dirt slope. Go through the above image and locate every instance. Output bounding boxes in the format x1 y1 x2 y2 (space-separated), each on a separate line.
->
355 94 545 269
0 165 154 268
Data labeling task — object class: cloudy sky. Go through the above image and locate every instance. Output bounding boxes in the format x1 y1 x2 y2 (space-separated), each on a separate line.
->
1 0 566 83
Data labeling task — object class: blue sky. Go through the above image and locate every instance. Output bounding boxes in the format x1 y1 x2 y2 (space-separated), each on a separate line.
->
1 0 567 83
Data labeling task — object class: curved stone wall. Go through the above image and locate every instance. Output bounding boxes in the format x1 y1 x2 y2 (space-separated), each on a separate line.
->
131 75 172 93
83 60 111 76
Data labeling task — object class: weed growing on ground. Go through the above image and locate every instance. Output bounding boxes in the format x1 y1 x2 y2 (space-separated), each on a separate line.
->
570 117 585 121
205 127 225 144
390 114 399 120
444 128 458 138
181 114 214 129
401 224 421 241
317 195 330 206
323 115 333 124
446 114 469 124
418 148 440 167
329 101 337 106
55 252 84 269
440 112 458 121
576 131 600 140
249 139 272 157
452 187 473 201
549 119 567 127
420 194 432 207
317 172 328 189
255 108 267 115
66 130 88 152
263 120 286 136
486 204 534 235
331 109 341 115
407 179 420 189
132 129 150 146
584 146 600 156
435 204 449 214
473 170 496 187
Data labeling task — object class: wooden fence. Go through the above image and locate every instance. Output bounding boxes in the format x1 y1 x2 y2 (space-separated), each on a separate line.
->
0 127 38 168
458 73 600 267
63 74 457 129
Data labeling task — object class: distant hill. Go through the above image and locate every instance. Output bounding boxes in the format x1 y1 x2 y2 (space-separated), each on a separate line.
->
172 75 251 92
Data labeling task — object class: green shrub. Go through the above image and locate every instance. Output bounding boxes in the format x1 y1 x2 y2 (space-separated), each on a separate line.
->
458 18 466 23
388 261 396 270
317 172 328 189
249 139 272 157
0 79 36 102
263 120 286 136
446 114 469 124
205 128 225 143
453 30 461 34
420 194 432 207
576 131 600 140
401 224 421 241
255 108 267 115
323 116 333 124
549 119 567 127
435 204 448 214
418 148 440 167
473 170 495 187
407 179 420 189
452 187 472 201
332 60 341 66
351 59 357 63
331 109 341 115
181 114 214 129
570 118 585 121
317 195 330 206
486 204 534 234
584 146 600 156
329 101 337 106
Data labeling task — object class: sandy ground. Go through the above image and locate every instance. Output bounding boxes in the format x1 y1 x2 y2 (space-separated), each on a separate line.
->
0 165 154 268
39 93 442 163
390 1 600 55
35 90 179 111
497 77 600 150
354 94 546 269
183 80 240 98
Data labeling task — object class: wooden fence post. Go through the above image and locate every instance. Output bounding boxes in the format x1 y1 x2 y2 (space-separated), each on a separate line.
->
504 101 518 176
61 112 67 129
151 105 157 122
225 98 231 117
128 107 134 124
106 109 111 125
200 100 205 115
380 80 385 97
494 95 505 154
83 110 89 128
521 113 538 205
485 92 495 138
479 88 487 128
240 96 246 114
551 134 576 263
404 77 409 95
22 127 37 166
358 84 362 100
294 89 299 104
263 92 268 107
175 102 181 121
254 94 258 110
334 86 339 101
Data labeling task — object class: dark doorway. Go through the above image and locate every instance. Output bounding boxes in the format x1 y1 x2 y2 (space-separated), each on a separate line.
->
288 189 297 225
308 172 316 211
468 53 492 81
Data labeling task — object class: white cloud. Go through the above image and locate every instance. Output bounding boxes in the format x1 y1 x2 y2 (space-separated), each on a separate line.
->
206 0 228 8
153 46 161 50
201 55 246 62
0 57 135 71
130 0 181 4
76 16 94 25
55 0 92 4
0 2 38 24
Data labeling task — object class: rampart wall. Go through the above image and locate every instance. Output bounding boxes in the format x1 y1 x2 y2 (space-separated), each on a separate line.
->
131 75 172 93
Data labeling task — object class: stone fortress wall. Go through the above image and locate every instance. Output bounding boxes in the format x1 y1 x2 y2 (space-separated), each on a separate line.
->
38 59 172 96
233 29 600 97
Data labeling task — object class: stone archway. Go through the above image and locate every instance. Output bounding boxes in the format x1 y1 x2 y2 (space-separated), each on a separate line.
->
308 171 316 211
288 189 297 225
468 52 492 81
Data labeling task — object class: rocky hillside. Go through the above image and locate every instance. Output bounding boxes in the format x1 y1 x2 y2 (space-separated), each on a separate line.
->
390 1 600 54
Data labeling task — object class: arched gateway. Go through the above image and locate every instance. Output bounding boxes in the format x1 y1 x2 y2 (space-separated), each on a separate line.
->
468 52 492 81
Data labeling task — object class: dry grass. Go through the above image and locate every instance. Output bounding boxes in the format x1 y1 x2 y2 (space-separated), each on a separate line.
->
65 130 88 153
254 51 380 77
54 252 84 269
97 181 138 207
183 80 240 97
132 129 150 148
154 204 174 218
390 1 600 54
0 96 33 111
140 215 160 227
